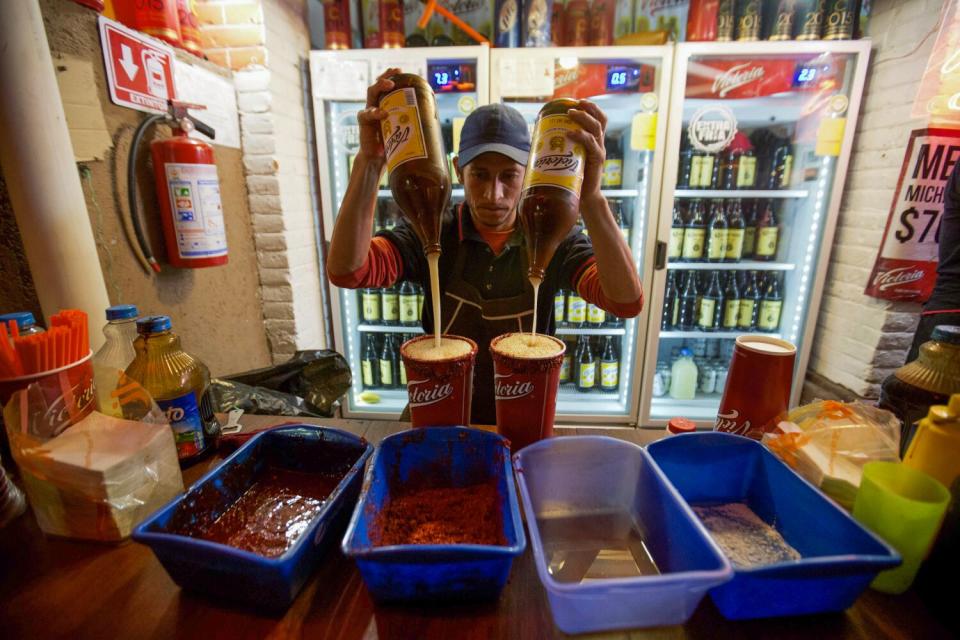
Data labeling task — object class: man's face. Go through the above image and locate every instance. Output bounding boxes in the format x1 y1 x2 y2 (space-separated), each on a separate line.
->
455 152 525 231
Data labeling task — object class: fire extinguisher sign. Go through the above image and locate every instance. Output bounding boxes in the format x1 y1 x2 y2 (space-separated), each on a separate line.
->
165 163 227 259
98 17 177 114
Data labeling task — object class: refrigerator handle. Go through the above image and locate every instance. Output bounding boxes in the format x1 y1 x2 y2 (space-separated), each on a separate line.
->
654 241 667 270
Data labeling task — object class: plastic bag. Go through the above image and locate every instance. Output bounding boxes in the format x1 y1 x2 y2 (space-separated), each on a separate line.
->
762 400 901 510
208 379 323 417
218 350 352 417
3 369 183 542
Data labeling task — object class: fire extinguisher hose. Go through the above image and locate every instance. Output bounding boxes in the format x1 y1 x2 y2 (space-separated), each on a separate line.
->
128 113 166 274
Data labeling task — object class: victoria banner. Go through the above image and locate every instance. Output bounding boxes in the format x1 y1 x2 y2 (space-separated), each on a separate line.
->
865 128 960 302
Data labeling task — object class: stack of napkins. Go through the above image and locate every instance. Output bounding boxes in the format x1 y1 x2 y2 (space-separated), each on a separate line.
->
14 411 183 541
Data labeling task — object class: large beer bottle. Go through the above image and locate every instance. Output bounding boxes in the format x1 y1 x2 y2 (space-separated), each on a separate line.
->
742 199 758 258
721 271 741 329
399 280 419 326
379 73 451 345
706 199 729 263
678 271 699 331
381 285 399 325
600 336 620 392
669 203 686 261
379 334 396 388
758 273 783 332
362 334 379 388
738 271 761 329
662 270 679 330
520 98 586 284
697 271 722 332
576 335 596 391
725 199 745 262
754 200 779 261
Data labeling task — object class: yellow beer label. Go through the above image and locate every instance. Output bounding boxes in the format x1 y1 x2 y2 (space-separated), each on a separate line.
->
380 87 428 174
379 359 393 386
588 303 606 324
559 356 571 381
382 292 399 321
708 229 727 260
756 227 779 257
602 159 623 187
738 299 755 328
743 226 756 255
523 114 586 195
737 156 757 187
399 295 418 322
689 155 703 187
723 299 740 328
554 294 565 323
567 295 586 323
668 228 685 258
758 300 783 330
682 228 705 259
601 361 619 388
361 360 374 387
780 155 793 188
578 361 596 388
698 155 715 188
698 298 716 328
362 292 380 322
399 362 407 385
726 228 745 260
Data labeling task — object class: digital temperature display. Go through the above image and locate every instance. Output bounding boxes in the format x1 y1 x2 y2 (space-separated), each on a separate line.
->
605 65 643 93
792 66 818 86
427 63 477 93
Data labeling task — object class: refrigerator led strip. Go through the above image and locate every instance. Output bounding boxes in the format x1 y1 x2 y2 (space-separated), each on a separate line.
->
790 156 831 344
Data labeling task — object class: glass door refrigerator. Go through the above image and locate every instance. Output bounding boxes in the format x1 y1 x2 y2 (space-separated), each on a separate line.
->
640 40 871 427
310 46 490 419
490 46 674 424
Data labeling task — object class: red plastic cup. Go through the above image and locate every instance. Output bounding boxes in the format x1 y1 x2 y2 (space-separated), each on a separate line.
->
489 333 565 451
0 351 96 434
715 336 796 440
400 334 477 427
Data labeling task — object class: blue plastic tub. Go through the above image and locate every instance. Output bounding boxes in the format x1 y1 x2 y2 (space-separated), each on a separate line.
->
513 436 732 634
341 426 525 603
646 432 901 620
132 425 372 611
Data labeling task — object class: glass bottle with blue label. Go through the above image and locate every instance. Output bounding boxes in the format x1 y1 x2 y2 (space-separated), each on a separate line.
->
125 316 220 466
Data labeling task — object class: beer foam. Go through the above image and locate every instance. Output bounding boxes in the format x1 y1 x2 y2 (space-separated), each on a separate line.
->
494 333 563 359
404 337 473 361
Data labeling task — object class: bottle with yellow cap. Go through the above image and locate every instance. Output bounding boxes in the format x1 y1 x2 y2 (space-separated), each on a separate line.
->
903 394 960 491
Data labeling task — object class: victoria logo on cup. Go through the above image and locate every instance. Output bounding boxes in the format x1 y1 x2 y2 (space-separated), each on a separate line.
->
494 374 535 400
407 379 455 407
715 409 751 435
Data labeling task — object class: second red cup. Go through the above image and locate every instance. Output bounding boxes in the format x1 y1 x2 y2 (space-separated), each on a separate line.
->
715 335 796 440
400 334 477 427
490 332 565 451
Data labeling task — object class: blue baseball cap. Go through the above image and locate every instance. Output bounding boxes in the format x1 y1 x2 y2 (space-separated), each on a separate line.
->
457 104 530 168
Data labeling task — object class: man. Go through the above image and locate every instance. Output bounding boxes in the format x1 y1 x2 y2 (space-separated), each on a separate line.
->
328 69 643 424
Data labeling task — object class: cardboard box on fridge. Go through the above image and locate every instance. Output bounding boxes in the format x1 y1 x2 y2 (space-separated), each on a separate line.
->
403 0 495 45
633 0 688 42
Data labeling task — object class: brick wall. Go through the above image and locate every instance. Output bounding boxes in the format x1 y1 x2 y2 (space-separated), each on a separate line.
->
196 0 324 362
808 0 945 398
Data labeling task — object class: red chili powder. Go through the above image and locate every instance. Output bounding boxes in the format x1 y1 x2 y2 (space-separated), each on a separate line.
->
375 483 506 546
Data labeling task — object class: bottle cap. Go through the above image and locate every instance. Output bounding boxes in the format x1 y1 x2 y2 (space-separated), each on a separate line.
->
0 311 36 329
679 347 693 357
106 305 138 321
667 417 697 434
931 325 960 346
137 315 172 334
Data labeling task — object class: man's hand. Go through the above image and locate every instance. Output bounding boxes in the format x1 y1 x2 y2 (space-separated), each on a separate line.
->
357 68 401 166
567 100 608 210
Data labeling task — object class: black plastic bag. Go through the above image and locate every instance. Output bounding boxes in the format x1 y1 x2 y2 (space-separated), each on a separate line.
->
212 350 352 417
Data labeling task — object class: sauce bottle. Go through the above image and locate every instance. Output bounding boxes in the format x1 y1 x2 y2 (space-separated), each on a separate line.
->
879 325 960 456
125 316 220 466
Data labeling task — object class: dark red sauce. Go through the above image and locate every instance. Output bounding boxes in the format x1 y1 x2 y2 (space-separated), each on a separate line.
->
374 483 506 546
179 466 342 557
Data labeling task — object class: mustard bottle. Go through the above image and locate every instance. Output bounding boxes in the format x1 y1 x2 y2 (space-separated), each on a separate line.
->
903 394 960 492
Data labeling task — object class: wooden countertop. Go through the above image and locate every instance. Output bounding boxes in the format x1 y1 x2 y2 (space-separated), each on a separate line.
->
0 417 953 639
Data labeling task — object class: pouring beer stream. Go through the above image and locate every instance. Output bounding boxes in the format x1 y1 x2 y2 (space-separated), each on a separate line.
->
519 99 587 342
378 74 451 349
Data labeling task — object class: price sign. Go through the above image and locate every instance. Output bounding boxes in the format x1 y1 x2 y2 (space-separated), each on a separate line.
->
865 128 960 302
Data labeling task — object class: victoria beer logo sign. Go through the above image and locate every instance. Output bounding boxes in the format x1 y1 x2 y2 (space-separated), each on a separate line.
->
865 128 960 302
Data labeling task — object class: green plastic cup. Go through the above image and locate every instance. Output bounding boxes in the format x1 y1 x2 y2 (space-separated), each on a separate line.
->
852 461 950 594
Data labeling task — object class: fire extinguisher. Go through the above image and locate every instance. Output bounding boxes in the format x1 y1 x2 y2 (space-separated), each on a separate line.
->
128 101 228 271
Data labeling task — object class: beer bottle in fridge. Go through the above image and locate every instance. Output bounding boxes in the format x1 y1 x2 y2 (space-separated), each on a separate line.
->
721 271 741 329
567 289 587 327
737 144 757 189
565 0 590 46
717 0 736 41
698 271 722 332
736 0 763 41
738 271 761 330
669 203 686 261
796 0 826 40
682 199 707 262
602 135 623 187
754 200 779 261
379 334 396 388
758 273 783 332
399 280 419 326
725 199 745 262
677 138 695 188
379 73 451 257
520 99 587 283
742 199 758 258
587 302 606 328
362 334 379 388
767 0 797 40
678 271 700 331
769 139 794 190
662 270 679 330
362 288 381 323
576 335 597 391
554 289 567 326
706 200 729 263
381 285 399 325
600 336 620 392
559 339 573 384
